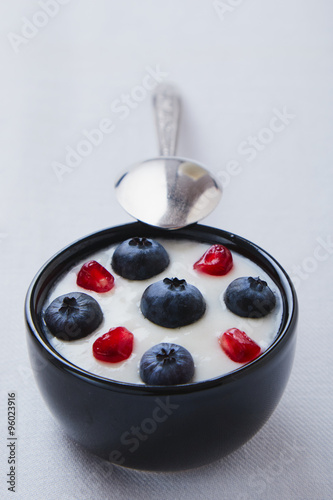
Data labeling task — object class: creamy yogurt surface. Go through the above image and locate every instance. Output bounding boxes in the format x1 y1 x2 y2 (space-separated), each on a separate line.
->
43 239 283 384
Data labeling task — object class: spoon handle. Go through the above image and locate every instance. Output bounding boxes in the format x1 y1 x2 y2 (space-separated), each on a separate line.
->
153 84 180 157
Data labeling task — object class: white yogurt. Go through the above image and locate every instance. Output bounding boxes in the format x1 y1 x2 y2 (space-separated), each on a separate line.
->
43 239 283 384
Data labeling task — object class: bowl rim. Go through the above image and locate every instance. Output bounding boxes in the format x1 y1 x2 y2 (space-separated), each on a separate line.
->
25 222 298 395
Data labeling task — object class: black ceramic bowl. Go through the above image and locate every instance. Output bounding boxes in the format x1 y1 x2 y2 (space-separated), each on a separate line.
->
25 222 298 471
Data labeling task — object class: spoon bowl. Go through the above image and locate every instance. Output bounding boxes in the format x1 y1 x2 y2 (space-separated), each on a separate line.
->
115 156 221 230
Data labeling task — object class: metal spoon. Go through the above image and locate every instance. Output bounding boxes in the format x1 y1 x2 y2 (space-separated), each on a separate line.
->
115 84 222 230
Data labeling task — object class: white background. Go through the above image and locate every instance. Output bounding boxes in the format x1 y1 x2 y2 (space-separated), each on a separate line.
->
1 1 332 499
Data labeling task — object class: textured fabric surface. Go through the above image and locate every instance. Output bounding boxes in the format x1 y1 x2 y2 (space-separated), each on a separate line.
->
1 1 332 499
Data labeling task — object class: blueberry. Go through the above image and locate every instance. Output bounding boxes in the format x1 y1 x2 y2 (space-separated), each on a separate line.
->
140 277 206 328
224 276 276 318
44 292 103 340
111 237 169 280
140 343 195 385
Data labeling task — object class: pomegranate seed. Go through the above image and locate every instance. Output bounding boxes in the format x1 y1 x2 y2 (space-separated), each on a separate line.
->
193 245 233 276
77 260 114 293
93 327 134 363
219 328 261 363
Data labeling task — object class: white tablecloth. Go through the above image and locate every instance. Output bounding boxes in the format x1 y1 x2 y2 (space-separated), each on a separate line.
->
1 1 332 498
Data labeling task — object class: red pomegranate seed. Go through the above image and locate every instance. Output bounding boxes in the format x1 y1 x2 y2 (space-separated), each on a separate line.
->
219 328 261 363
77 260 114 293
193 245 233 276
93 327 134 363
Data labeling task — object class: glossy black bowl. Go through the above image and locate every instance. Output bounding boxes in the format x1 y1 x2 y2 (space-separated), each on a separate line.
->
25 222 298 471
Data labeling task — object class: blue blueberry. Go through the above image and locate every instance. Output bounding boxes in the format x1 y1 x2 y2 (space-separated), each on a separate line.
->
44 292 103 340
140 343 195 385
111 237 169 280
224 276 276 318
140 277 206 328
